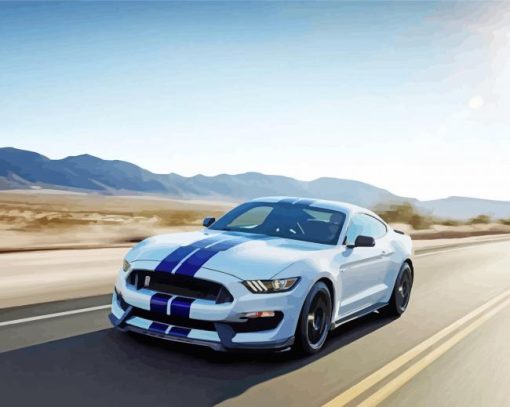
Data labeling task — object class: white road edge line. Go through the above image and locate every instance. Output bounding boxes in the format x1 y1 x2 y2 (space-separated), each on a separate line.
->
0 304 111 327
415 247 475 258
413 246 469 257
415 237 510 258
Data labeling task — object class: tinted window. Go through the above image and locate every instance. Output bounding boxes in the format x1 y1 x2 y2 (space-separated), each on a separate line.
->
345 214 387 245
209 202 346 245
227 206 272 228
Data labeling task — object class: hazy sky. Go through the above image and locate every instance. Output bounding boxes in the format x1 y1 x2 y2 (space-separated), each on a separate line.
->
0 1 509 201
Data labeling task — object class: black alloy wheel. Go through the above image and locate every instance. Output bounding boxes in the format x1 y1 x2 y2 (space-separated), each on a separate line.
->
295 281 332 355
382 262 413 316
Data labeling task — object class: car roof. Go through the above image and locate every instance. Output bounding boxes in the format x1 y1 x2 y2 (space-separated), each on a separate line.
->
249 196 383 220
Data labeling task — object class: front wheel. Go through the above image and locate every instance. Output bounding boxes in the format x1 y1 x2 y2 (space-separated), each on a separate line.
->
382 262 413 317
294 281 332 355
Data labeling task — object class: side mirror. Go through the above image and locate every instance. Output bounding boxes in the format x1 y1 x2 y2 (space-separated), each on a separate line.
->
347 235 375 249
203 217 215 227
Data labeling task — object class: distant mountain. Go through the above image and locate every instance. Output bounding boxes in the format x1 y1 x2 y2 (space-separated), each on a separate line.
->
1 147 510 220
416 196 510 220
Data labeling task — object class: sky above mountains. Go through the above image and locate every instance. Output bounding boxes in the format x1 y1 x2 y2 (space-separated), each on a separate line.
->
0 1 509 200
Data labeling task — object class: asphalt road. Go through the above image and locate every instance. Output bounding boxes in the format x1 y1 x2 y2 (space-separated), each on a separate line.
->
1 240 510 407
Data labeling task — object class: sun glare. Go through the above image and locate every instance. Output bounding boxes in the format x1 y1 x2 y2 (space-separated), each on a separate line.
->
468 96 484 109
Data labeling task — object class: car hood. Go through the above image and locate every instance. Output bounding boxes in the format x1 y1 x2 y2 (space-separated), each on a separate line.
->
126 230 330 280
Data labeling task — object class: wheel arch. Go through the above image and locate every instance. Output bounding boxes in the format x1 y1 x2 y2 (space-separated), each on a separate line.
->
404 258 414 279
316 276 335 314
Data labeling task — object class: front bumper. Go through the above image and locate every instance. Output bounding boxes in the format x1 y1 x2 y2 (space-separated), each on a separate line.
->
110 265 306 351
109 312 294 351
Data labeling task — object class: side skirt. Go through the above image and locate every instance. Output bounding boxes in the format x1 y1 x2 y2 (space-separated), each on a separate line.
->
331 302 387 330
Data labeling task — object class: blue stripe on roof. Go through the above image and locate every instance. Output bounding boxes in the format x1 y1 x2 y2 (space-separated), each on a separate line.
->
278 197 299 204
170 297 195 318
155 235 225 273
149 293 172 314
168 327 191 338
173 236 250 277
294 198 315 206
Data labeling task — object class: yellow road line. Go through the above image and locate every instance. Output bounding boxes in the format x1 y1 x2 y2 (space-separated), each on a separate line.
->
358 295 510 406
323 287 510 407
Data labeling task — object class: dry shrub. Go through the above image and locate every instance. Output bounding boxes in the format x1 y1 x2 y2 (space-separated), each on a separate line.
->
375 202 433 230
468 214 491 224
438 219 462 226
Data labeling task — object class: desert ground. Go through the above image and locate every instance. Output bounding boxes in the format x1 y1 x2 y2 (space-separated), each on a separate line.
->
0 190 233 251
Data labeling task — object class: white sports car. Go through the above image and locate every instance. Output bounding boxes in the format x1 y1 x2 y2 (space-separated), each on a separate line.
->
110 197 413 354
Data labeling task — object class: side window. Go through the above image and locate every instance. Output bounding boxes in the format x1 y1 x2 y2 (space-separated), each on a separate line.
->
345 215 364 246
345 214 387 245
369 216 387 238
359 214 387 239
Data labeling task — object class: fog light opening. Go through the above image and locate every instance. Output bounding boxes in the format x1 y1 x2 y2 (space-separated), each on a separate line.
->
244 311 276 319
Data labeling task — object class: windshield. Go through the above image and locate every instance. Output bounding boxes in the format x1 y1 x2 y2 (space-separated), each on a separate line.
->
209 201 346 245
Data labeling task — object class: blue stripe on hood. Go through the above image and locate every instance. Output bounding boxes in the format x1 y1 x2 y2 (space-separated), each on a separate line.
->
155 235 226 273
173 236 251 277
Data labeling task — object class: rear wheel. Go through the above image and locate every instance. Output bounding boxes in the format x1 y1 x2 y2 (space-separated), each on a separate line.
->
382 262 413 316
294 281 332 355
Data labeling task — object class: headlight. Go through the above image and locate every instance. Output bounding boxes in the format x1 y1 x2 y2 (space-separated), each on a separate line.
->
122 259 131 272
242 277 299 294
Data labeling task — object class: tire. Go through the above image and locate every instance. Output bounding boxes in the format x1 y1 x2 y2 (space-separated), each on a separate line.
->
382 262 413 317
294 281 332 355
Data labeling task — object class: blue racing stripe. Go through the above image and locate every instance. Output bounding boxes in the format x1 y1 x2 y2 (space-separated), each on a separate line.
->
189 235 226 249
168 327 191 338
149 322 168 334
173 237 250 277
295 198 315 206
150 293 172 314
155 245 196 273
155 235 226 273
278 197 299 204
170 297 195 318
173 248 218 277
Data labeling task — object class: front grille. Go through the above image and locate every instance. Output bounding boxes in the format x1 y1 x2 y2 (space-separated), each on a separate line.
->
127 269 233 304
131 307 216 331
115 288 129 311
